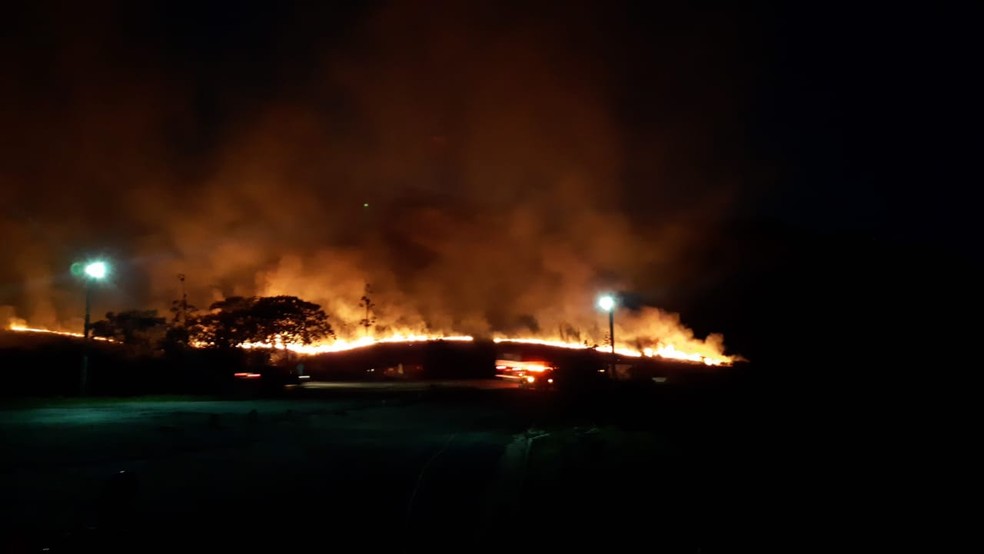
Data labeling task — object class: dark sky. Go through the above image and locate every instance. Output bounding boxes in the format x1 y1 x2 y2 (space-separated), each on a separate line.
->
754 4 979 244
0 0 978 341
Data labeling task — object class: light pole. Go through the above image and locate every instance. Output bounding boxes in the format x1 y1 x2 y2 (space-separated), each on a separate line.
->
597 294 616 379
80 260 108 395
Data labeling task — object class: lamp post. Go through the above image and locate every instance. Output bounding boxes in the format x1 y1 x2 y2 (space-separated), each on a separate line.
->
597 294 616 379
80 261 108 395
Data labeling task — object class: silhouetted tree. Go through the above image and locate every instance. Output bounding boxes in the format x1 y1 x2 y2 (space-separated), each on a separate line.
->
191 296 333 349
253 295 334 347
91 310 166 349
192 296 258 349
169 298 199 327
359 283 377 337
163 298 200 350
174 273 191 326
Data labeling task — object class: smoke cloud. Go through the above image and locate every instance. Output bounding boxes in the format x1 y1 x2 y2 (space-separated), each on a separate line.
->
1 1 756 354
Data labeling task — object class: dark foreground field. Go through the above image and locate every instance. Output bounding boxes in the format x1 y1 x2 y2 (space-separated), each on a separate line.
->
1 378 787 552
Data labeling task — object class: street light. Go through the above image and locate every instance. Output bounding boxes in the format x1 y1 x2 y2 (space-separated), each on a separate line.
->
597 293 616 378
84 261 107 279
80 260 109 395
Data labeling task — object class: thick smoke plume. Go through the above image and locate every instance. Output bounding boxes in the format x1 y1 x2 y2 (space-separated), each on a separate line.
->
1 1 751 357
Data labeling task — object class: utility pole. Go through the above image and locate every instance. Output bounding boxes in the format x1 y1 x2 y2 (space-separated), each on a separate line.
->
608 307 615 378
79 261 108 395
81 278 92 395
597 294 617 380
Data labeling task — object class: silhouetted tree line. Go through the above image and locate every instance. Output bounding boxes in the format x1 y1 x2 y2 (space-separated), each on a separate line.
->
25 295 333 396
92 295 334 352
91 310 166 350
0 295 336 398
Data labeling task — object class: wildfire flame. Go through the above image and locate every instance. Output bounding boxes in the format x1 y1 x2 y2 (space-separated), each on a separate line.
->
239 333 475 355
7 321 734 366
6 323 114 342
493 337 731 366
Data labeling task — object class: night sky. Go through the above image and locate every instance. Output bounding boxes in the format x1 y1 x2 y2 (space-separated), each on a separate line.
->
1 1 979 358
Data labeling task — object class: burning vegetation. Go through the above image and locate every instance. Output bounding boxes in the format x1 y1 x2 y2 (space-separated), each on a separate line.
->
6 289 737 367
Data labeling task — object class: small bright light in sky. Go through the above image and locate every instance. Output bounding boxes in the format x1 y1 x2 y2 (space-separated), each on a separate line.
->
363 202 369 208
597 294 616 312
84 261 107 279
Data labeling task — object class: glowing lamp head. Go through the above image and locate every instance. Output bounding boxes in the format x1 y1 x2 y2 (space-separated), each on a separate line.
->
84 261 108 280
597 294 616 312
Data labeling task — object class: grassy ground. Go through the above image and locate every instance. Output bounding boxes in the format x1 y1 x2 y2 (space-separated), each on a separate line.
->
0 383 772 552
